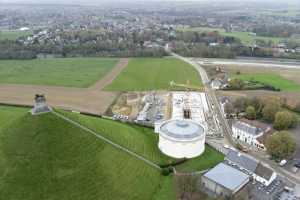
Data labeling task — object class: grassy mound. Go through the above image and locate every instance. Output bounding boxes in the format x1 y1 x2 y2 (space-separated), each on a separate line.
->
0 108 172 200
0 106 28 131
59 111 175 165
105 57 202 91
0 58 118 87
0 106 223 200
59 111 224 170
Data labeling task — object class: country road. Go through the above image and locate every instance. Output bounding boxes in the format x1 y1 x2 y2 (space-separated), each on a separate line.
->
166 45 300 186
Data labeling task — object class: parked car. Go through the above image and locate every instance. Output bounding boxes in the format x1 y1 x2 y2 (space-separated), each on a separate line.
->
279 160 287 166
294 162 300 168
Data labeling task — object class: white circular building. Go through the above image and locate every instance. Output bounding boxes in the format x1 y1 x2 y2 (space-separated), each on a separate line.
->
158 119 206 159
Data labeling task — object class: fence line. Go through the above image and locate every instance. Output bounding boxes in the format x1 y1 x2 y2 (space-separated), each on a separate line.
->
52 111 161 170
173 167 209 176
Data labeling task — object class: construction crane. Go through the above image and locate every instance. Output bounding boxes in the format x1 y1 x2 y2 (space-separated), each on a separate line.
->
169 80 204 92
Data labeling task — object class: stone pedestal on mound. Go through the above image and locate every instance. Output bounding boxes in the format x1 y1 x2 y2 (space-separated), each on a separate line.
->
30 94 52 115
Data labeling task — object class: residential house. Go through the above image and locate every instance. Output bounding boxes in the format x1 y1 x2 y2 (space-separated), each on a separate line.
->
211 78 223 90
226 149 277 186
232 118 273 150
253 163 277 187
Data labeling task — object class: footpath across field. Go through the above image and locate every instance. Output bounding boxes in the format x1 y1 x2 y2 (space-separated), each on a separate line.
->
0 58 129 115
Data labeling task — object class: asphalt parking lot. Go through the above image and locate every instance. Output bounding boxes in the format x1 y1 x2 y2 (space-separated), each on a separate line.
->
249 178 284 200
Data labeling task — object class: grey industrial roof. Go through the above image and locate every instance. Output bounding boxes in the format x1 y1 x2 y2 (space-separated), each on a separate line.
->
226 149 258 172
160 119 204 140
204 163 249 191
254 163 274 180
232 120 262 136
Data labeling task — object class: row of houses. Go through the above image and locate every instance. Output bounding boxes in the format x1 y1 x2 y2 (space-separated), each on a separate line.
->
201 149 277 199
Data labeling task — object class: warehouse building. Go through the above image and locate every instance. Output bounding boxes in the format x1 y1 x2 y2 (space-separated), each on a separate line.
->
201 163 250 199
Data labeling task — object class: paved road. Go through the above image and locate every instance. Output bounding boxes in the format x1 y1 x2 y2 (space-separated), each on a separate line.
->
196 57 300 69
166 45 300 185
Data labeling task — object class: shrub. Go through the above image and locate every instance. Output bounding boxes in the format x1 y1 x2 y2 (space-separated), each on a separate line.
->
161 167 173 176
246 106 256 120
274 111 298 130
262 99 281 122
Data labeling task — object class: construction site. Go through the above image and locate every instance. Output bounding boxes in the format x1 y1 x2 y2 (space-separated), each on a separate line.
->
110 89 222 137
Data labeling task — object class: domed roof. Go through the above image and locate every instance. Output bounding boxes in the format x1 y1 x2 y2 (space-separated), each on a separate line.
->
159 119 204 140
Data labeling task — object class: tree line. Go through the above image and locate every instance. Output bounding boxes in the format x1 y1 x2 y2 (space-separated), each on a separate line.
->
0 29 168 60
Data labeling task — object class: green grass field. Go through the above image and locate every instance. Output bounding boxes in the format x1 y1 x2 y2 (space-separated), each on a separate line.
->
178 27 293 45
105 57 202 91
0 30 32 41
0 58 118 87
234 73 300 91
175 145 224 173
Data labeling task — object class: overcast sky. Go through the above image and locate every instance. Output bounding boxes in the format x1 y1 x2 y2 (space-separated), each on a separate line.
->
0 0 298 5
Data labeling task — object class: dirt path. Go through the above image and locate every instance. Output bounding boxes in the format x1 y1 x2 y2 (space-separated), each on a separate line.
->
0 58 129 115
88 58 129 91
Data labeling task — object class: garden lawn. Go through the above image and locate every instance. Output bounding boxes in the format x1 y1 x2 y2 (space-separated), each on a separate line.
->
0 58 118 87
105 57 202 91
175 145 224 173
234 73 300 92
0 106 173 200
